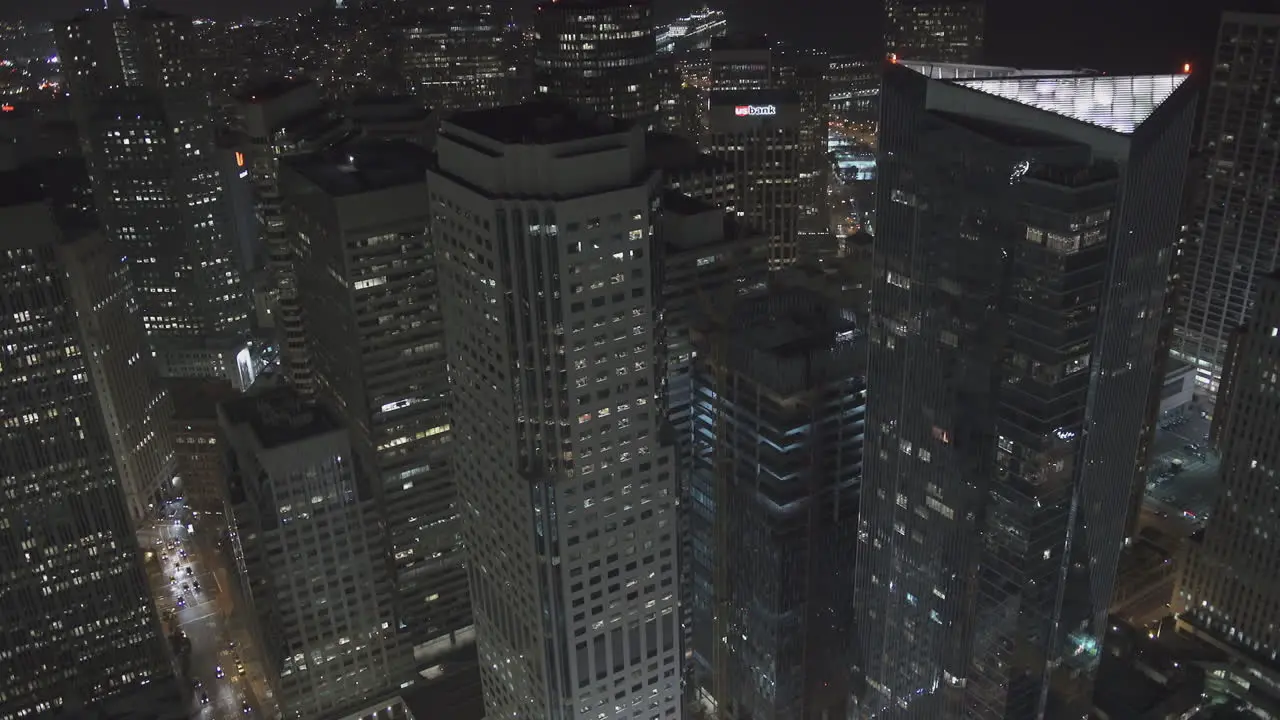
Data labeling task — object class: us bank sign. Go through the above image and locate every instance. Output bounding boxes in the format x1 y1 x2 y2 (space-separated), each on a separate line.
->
733 104 777 117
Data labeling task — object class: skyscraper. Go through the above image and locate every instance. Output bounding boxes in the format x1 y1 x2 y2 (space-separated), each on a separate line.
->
707 90 802 268
282 139 472 671
63 222 177 525
884 1 984 63
220 387 405 718
430 100 681 719
1177 269 1280 667
57 5 255 387
854 61 1195 719
534 0 659 125
235 77 357 399
0 166 176 719
396 2 509 112
687 286 865 719
1175 10 1280 395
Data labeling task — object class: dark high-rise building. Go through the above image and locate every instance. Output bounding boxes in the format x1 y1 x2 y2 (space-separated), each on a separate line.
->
283 140 472 673
0 166 176 719
1175 11 1280 396
687 286 865 719
235 78 357 399
220 388 405 718
854 61 1195 719
1178 269 1280 670
57 5 255 387
396 2 509 112
709 35 772 94
707 90 802 269
534 0 659 124
884 1 984 63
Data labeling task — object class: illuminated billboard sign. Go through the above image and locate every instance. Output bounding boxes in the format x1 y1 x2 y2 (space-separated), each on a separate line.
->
733 104 777 117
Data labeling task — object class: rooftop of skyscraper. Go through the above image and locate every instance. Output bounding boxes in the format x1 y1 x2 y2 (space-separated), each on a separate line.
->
236 75 313 103
283 137 429 196
447 96 632 145
221 386 343 450
708 88 798 106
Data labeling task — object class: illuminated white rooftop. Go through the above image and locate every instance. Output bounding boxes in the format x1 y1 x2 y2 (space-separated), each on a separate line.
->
953 74 1189 135
902 60 1082 81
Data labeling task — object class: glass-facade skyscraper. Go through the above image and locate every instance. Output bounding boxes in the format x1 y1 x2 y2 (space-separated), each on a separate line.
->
854 61 1196 719
884 0 984 63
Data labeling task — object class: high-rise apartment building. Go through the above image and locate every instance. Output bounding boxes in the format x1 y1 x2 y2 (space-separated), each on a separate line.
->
884 0 984 63
0 166 176 720
1175 11 1280 395
220 387 406 718
707 90 802 269
396 2 508 112
283 139 472 669
57 4 255 387
534 0 659 125
855 61 1195 719
236 77 358 399
687 286 865 719
1178 269 1280 667
430 100 681 719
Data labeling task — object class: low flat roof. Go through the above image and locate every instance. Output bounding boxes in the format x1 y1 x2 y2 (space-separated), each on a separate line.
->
221 387 342 450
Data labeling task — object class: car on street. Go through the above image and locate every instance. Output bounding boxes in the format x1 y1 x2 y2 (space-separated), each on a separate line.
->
176 596 185 608
200 693 210 705
193 580 201 591
215 665 225 679
242 701 253 714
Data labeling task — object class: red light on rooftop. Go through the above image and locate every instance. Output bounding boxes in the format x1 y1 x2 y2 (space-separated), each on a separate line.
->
888 53 899 64
1182 62 1192 74
0 104 14 112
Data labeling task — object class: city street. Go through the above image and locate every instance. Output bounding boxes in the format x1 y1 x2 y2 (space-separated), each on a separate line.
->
144 500 280 720
1141 408 1218 535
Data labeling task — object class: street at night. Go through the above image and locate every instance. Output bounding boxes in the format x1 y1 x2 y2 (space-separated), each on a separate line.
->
143 500 280 720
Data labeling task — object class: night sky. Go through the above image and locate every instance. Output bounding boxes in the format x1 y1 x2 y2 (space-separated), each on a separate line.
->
1 0 1223 75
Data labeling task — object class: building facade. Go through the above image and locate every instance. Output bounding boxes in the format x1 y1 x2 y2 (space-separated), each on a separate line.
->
854 61 1195 719
395 2 509 112
283 139 472 671
884 0 984 63
0 168 176 720
687 286 865 719
235 77 358 399
1178 269 1280 672
57 5 255 387
221 387 405 718
1175 10 1280 395
707 90 802 269
534 0 659 125
430 100 681 719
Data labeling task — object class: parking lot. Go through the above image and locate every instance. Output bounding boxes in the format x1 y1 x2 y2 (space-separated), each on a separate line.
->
1142 409 1218 533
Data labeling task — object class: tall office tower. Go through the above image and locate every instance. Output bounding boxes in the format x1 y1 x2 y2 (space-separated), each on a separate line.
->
854 61 1195 719
657 193 769 473
0 167 176 719
282 139 472 671
707 90 801 269
534 0 659 124
1176 11 1280 396
220 388 405 718
775 49 832 262
397 2 508 112
656 56 705 140
686 286 865 719
430 100 682 719
57 5 256 387
345 96 437 148
236 78 357 399
63 227 177 525
884 1 984 63
1177 269 1280 665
